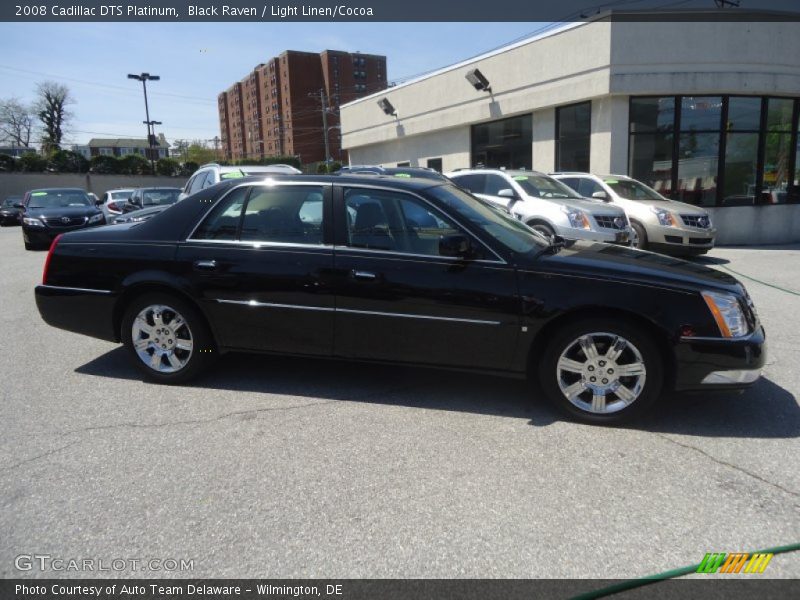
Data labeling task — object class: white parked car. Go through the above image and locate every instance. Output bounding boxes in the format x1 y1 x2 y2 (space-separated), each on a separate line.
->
551 173 716 255
179 162 302 201
446 168 631 245
99 188 135 220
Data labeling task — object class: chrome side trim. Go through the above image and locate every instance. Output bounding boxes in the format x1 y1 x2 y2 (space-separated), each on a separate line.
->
216 299 334 312
333 245 505 266
215 299 501 325
337 308 501 325
39 285 113 295
183 239 331 250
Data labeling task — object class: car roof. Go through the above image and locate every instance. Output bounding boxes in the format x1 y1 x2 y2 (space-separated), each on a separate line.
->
136 187 182 191
107 188 135 192
222 173 446 191
449 168 547 177
29 188 87 193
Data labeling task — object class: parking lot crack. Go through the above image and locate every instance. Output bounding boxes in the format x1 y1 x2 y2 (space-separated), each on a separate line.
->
0 441 81 472
653 432 799 500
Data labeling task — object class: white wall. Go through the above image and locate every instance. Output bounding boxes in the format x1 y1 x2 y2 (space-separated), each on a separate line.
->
590 96 629 174
531 108 555 173
347 126 471 172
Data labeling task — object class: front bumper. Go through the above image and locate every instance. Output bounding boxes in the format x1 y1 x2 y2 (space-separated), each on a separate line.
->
35 284 118 342
648 223 716 254
560 226 631 245
23 220 105 246
674 325 766 391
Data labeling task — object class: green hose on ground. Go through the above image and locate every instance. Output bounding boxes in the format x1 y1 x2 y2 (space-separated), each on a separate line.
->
570 541 800 600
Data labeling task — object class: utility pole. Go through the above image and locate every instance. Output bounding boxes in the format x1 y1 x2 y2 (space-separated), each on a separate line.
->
319 89 330 164
127 72 160 173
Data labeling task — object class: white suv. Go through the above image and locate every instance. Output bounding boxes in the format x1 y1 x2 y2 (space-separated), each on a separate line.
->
446 169 631 245
551 173 716 256
179 163 302 200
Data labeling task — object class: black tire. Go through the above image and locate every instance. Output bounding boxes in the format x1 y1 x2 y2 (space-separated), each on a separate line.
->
631 221 648 250
538 317 663 425
121 292 217 384
529 221 556 239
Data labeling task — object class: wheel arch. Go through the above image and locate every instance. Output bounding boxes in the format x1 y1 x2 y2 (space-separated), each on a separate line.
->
113 278 218 349
526 306 676 389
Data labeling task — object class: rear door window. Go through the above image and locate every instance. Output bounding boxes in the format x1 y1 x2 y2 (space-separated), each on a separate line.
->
240 185 326 244
451 174 486 194
191 187 249 240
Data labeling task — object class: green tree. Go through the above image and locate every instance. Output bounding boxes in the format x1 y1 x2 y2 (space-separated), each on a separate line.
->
18 152 47 172
36 81 73 154
118 153 152 175
48 149 89 173
186 142 216 165
156 157 180 176
90 155 119 174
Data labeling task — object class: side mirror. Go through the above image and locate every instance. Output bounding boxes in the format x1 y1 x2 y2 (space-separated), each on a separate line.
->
13 203 24 209
94 198 104 206
592 191 609 201
439 234 472 258
498 188 516 199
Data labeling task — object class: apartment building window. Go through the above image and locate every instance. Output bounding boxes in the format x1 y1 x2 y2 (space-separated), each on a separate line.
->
555 102 591 172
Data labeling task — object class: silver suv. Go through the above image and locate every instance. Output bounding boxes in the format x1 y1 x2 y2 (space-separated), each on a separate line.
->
551 173 716 255
446 169 631 245
179 162 302 200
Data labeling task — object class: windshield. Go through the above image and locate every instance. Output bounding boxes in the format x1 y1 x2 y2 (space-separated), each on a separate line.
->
141 189 180 206
428 184 548 254
604 178 665 201
27 190 91 209
510 174 582 199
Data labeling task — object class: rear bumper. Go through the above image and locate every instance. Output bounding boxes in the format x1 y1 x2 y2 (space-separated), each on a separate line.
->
673 326 766 391
35 285 118 343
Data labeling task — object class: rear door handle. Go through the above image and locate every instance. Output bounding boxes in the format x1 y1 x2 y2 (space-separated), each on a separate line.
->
351 270 377 280
193 259 217 271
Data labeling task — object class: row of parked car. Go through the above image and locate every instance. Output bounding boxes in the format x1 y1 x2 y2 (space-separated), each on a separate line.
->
3 162 715 258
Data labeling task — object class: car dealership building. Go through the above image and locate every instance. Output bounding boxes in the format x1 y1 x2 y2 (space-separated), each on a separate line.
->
340 12 800 244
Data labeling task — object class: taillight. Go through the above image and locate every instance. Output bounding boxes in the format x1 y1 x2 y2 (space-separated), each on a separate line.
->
42 234 63 285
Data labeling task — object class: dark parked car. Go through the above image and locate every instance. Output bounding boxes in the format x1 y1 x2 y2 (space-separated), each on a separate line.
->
0 196 23 225
34 175 765 424
20 188 105 250
113 204 171 224
122 187 182 214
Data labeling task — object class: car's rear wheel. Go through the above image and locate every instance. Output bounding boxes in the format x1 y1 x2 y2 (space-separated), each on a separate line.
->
631 221 648 250
539 318 663 424
121 293 216 384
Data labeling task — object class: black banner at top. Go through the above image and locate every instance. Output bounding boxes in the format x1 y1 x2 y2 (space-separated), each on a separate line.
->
2 0 800 22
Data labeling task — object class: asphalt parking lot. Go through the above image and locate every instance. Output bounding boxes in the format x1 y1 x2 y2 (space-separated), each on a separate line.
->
0 225 798 580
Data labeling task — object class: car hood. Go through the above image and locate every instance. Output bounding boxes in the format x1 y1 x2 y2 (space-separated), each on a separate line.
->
544 196 626 215
529 241 740 293
25 206 100 219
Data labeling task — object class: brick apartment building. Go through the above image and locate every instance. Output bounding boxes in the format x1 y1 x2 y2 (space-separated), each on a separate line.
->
218 49 387 164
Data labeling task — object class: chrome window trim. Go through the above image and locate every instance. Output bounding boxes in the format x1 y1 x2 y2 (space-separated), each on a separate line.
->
340 182 507 264
39 284 113 295
185 179 332 243
184 238 332 250
216 298 501 325
333 245 506 266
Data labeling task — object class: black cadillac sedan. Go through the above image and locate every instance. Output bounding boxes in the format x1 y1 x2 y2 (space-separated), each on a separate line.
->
34 175 765 424
20 188 105 250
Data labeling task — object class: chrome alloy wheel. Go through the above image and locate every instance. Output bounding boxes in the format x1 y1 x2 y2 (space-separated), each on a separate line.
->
556 332 646 414
131 304 194 373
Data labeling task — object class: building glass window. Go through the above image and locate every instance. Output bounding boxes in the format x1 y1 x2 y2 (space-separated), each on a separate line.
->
628 95 800 207
426 158 443 172
556 102 591 171
762 97 794 204
471 114 532 170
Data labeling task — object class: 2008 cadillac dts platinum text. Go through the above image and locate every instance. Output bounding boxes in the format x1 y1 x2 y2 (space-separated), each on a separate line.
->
34 174 766 424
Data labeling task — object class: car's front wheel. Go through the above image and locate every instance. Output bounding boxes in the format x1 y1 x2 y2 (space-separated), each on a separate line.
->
121 293 216 384
539 318 663 424
631 221 648 250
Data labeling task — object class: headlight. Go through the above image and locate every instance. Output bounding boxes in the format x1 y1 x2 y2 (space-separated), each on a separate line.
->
88 213 104 224
562 207 590 229
652 207 677 227
701 291 749 338
23 217 44 227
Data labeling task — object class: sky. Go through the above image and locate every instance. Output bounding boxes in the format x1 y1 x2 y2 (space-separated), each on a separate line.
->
0 22 551 148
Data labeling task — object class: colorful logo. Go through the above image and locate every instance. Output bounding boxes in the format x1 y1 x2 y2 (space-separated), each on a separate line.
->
696 552 773 574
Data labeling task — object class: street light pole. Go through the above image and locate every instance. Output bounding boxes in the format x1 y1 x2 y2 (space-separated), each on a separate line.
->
128 72 160 173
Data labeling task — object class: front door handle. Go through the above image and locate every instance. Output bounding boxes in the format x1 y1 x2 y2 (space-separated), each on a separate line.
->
351 270 377 280
193 259 217 271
